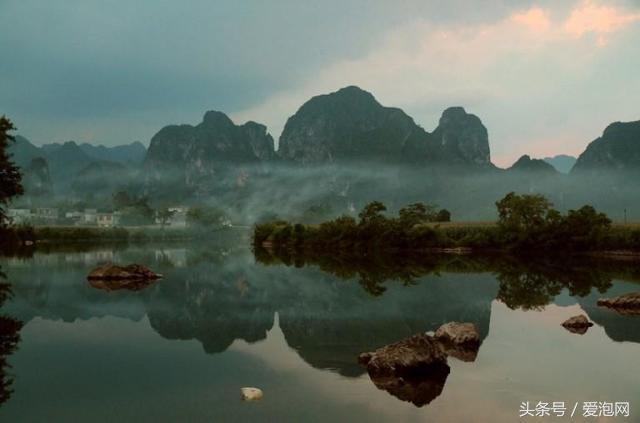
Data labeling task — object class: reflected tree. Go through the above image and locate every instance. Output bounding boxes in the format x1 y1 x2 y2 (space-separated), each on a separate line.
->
0 266 23 406
496 259 613 310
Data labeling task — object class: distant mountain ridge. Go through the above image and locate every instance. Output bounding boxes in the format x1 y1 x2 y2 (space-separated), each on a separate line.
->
572 120 640 173
543 155 576 174
278 86 492 167
509 155 558 173
39 140 147 165
8 136 147 195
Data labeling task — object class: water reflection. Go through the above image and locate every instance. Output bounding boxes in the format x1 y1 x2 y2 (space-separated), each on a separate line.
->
0 245 638 412
369 363 450 407
0 266 23 406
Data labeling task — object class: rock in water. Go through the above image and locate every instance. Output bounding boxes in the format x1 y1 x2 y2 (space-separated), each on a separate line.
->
241 387 263 401
358 334 448 377
358 334 450 407
433 322 481 362
597 292 640 315
87 263 162 281
561 315 594 335
87 264 162 291
434 322 480 345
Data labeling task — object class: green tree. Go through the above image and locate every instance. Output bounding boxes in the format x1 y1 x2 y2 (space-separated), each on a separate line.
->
0 117 23 227
156 208 177 229
187 206 229 229
496 192 553 232
435 209 451 222
358 201 387 225
398 202 436 227
560 205 612 249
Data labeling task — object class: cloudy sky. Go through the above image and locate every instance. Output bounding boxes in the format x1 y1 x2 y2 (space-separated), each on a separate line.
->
1 0 639 166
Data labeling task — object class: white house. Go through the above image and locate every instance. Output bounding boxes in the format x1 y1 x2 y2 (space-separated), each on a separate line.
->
7 209 33 224
83 209 98 225
35 208 59 221
96 212 121 228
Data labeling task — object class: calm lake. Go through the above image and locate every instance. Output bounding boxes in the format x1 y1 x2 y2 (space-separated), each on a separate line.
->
0 243 638 422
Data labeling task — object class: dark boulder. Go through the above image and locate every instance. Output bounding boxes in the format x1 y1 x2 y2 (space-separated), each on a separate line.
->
87 264 162 291
358 333 448 377
87 263 162 281
561 315 594 335
358 333 450 407
434 322 481 362
597 292 640 315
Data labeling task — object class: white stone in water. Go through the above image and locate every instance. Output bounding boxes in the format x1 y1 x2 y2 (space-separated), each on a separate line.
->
241 387 263 401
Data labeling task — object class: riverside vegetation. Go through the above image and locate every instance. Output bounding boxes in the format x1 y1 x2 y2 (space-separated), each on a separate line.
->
253 192 640 255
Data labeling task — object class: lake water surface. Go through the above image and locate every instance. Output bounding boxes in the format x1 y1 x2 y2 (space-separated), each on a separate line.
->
0 244 638 422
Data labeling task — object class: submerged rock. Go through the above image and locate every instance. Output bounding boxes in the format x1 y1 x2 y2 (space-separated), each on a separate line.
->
434 322 481 362
87 263 162 281
241 387 263 401
597 292 640 315
561 315 594 335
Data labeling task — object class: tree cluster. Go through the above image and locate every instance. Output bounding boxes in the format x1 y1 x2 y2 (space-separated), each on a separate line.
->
0 117 23 228
254 193 631 254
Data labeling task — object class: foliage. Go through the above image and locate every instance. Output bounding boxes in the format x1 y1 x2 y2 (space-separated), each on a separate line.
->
0 117 24 227
186 206 229 229
496 192 553 232
114 193 155 226
435 209 451 222
157 208 177 228
254 194 632 254
398 202 436 227
358 201 387 225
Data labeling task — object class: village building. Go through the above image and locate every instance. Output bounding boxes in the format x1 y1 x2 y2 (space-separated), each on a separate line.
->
35 208 59 221
96 212 121 228
7 209 33 225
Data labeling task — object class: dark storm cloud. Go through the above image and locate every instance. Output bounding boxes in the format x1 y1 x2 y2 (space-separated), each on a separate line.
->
0 0 541 145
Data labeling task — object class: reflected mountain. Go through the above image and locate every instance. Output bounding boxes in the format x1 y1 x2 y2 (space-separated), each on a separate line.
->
578 281 640 343
146 272 276 354
278 271 495 377
1 246 639 390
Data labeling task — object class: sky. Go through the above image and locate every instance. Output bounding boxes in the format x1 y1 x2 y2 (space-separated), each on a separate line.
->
1 0 639 167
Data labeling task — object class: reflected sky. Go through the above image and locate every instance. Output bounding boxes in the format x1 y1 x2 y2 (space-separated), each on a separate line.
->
0 246 638 422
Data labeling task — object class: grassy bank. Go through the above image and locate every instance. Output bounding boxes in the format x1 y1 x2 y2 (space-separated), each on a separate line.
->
255 220 640 254
34 226 194 243
0 225 251 251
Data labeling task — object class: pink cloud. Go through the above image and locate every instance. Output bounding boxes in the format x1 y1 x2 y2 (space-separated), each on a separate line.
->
511 7 552 33
564 0 640 44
